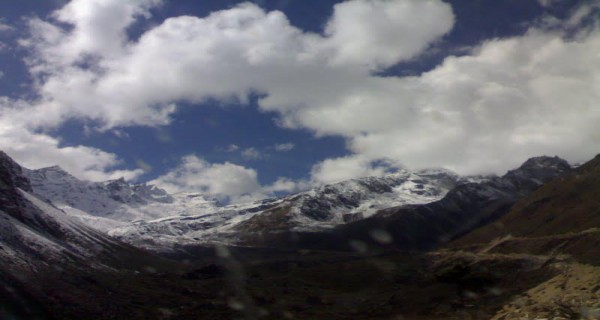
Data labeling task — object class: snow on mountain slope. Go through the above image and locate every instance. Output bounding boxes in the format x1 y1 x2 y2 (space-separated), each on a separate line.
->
111 168 467 248
24 166 222 231
291 168 465 225
21 158 479 249
0 152 138 271
232 156 573 251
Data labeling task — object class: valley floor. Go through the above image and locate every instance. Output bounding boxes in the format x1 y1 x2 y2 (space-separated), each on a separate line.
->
3 243 599 319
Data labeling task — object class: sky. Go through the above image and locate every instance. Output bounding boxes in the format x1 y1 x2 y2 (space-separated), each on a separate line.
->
0 0 599 202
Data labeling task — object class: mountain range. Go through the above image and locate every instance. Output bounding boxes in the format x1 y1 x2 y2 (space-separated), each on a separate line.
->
23 162 472 250
1 150 599 319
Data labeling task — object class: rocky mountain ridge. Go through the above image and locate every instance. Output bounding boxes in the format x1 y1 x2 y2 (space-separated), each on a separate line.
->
4 152 575 253
0 151 164 272
111 168 467 248
239 156 573 251
24 163 468 249
450 154 600 255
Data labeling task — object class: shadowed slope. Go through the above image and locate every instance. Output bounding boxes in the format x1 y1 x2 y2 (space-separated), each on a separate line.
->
452 154 600 247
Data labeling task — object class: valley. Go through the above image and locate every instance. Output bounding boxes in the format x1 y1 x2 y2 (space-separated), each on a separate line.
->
1 151 599 319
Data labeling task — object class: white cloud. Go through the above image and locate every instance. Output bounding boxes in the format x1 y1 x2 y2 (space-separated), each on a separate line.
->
13 0 172 130
3 0 600 186
0 113 143 181
150 155 261 200
310 155 393 184
538 0 555 8
150 155 309 201
3 0 454 183
241 147 262 160
25 0 161 66
112 129 130 139
225 144 240 152
273 142 294 152
9 0 453 130
537 0 568 8
0 20 13 32
263 177 305 193
0 19 11 53
341 28 600 174
565 3 600 28
322 0 454 69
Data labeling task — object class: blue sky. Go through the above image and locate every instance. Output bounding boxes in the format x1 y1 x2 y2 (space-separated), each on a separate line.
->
1 0 599 202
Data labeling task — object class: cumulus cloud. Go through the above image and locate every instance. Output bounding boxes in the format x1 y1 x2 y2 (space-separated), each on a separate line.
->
0 114 143 181
7 0 453 130
150 155 261 200
3 0 600 187
150 155 309 202
262 177 307 194
342 27 600 174
22 0 161 67
2 0 454 182
273 142 294 152
310 155 394 184
322 0 454 69
12 0 171 129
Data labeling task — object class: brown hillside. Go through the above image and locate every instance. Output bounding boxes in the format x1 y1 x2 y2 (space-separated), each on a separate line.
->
451 154 600 247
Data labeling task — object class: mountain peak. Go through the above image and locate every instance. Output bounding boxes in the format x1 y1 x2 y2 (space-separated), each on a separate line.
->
503 156 571 184
0 151 32 192
517 155 571 172
576 153 600 173
37 165 68 173
45 164 64 170
33 165 76 181
104 177 128 186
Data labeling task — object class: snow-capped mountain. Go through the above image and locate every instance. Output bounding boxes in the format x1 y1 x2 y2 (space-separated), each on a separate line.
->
4 150 576 254
111 168 467 248
0 151 150 271
23 163 468 249
263 156 574 252
25 166 217 231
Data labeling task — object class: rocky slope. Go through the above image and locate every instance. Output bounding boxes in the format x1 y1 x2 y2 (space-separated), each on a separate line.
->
11 153 575 253
24 166 182 230
241 156 573 251
23 162 467 248
451 154 600 247
111 168 466 248
0 151 181 319
1 151 117 269
440 154 600 319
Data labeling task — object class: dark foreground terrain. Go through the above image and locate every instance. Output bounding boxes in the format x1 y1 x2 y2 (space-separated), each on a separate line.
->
2 151 600 319
3 244 600 320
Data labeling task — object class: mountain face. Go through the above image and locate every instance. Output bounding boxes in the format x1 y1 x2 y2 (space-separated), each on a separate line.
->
243 156 573 251
24 166 180 231
0 151 158 271
10 153 573 252
450 154 600 262
0 151 191 319
21 161 468 248
110 168 466 248
466 154 600 240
